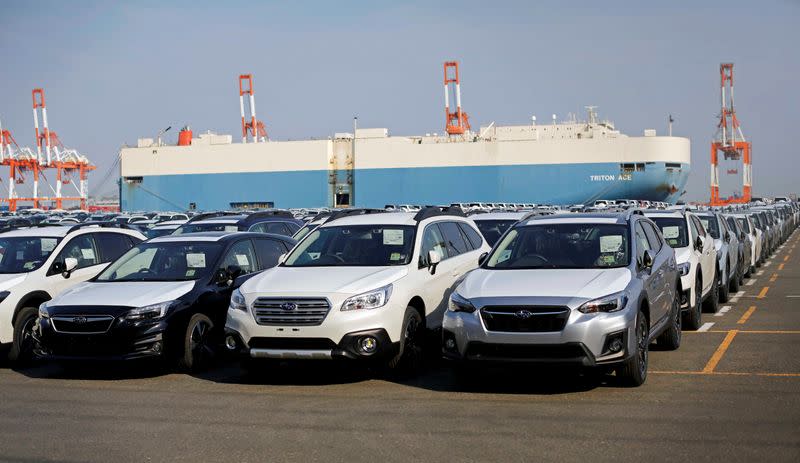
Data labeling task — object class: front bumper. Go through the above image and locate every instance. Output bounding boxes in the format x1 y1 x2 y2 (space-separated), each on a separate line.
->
441 306 635 367
34 317 167 361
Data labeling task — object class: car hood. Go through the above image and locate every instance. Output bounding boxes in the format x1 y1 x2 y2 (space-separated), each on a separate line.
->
0 273 27 292
242 266 408 296
52 280 196 308
458 267 631 300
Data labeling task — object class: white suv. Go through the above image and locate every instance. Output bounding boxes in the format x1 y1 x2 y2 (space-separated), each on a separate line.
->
225 208 490 373
0 224 145 362
644 210 718 329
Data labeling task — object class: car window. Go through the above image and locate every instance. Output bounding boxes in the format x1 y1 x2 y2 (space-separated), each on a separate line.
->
93 232 137 263
284 225 415 267
473 220 515 247
53 234 99 271
634 223 651 259
420 224 448 266
691 216 706 237
0 236 62 273
459 222 484 250
438 222 469 257
219 240 258 274
254 238 287 269
698 216 720 239
250 221 291 235
641 221 662 252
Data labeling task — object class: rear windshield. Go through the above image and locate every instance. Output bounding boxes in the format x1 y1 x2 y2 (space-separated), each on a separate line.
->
651 217 689 248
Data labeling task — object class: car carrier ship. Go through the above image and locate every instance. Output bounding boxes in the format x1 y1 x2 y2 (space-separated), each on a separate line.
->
119 64 690 212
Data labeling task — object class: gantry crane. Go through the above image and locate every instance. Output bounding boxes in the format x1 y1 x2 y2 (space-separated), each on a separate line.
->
239 74 268 143
444 61 471 137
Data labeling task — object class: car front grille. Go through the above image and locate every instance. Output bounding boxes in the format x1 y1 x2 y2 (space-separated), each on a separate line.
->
252 298 331 326
51 315 115 334
480 306 569 333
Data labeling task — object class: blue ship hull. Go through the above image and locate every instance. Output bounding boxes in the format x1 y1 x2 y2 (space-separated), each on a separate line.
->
120 162 689 211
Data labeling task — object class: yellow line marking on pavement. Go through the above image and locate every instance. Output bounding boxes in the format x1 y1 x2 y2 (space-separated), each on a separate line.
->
770 273 778 282
738 306 757 324
778 263 785 270
685 329 800 334
757 286 769 299
702 329 738 373
651 370 800 377
784 255 790 262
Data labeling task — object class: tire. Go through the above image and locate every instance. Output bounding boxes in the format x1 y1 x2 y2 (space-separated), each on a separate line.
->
730 265 741 292
683 273 703 330
8 307 38 366
719 263 730 303
387 307 424 376
703 269 719 313
178 313 216 373
618 309 649 387
657 291 682 351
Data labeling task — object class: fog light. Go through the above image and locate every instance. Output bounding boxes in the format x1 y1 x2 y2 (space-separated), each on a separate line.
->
225 335 238 351
445 338 456 350
608 338 624 353
152 341 163 353
359 336 378 354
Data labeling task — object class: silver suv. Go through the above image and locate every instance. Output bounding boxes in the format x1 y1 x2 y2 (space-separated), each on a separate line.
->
442 210 681 386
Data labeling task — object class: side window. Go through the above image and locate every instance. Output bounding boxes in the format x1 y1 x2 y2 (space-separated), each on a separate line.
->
250 222 291 236
439 222 469 257
254 238 287 270
219 239 258 275
419 224 448 267
692 216 706 237
634 223 651 259
642 222 662 252
53 234 99 271
94 232 136 263
458 222 484 250
284 222 300 234
688 217 699 239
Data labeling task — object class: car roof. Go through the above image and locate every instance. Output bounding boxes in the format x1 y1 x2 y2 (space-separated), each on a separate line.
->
148 231 296 244
322 212 419 227
643 209 684 218
0 224 141 238
470 212 529 221
520 212 629 226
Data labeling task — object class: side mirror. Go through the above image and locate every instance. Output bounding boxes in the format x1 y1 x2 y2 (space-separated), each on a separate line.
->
695 236 704 251
641 250 654 270
740 231 746 241
478 252 489 266
278 253 287 264
227 265 243 280
427 250 441 274
214 266 242 286
724 231 731 242
57 257 79 278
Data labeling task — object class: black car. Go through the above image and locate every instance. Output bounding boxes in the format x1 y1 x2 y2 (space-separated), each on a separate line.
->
173 210 303 237
34 231 296 371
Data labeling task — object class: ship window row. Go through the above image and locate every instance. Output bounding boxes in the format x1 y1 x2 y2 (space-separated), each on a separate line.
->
620 163 646 172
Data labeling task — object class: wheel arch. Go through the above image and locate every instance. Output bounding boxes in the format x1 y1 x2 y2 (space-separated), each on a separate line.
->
13 291 52 326
407 296 426 328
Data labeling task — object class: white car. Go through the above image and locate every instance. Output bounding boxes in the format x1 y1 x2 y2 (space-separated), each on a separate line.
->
225 208 491 373
0 224 145 362
644 210 718 329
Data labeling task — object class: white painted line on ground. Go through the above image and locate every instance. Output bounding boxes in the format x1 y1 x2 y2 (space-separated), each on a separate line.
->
746 279 757 286
715 306 731 317
764 261 772 267
756 270 764 276
787 295 800 298
698 322 715 332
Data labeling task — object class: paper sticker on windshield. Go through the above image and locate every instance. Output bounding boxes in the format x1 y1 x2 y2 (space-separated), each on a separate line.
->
662 226 680 239
224 225 238 232
235 254 249 266
383 229 404 245
41 238 57 253
186 253 206 268
390 252 402 261
186 269 196 277
81 248 95 260
600 235 623 253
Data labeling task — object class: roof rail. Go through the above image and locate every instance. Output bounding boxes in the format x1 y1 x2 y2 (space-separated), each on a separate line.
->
520 210 554 221
65 221 134 234
413 206 466 222
243 210 295 221
183 211 240 224
624 208 644 219
323 208 385 224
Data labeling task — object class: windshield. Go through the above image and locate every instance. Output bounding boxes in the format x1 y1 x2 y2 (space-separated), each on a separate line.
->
174 222 239 235
697 215 720 239
485 223 630 269
284 225 415 267
96 242 222 282
0 236 62 273
474 220 518 246
651 217 689 248
292 223 318 242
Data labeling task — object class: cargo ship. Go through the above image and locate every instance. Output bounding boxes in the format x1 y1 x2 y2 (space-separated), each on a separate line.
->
119 106 690 212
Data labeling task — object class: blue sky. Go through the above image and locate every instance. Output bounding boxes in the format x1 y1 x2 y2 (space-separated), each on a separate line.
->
1 0 797 200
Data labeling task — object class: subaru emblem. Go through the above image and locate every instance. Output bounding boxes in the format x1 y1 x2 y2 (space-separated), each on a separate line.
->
72 316 88 324
515 310 533 319
280 302 298 312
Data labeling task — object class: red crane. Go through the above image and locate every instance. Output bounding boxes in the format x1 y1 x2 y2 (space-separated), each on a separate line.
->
239 74 268 143
443 61 471 137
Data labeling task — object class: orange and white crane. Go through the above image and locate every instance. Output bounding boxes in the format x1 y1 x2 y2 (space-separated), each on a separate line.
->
443 61 471 137
710 63 752 205
239 74 268 143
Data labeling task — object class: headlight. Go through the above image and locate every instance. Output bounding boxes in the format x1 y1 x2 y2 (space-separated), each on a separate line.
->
448 291 476 313
577 291 629 314
38 300 50 319
123 301 175 321
678 262 690 276
341 284 392 311
230 288 248 312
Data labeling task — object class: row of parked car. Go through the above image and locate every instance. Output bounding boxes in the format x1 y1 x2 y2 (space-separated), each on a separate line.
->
0 200 796 387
